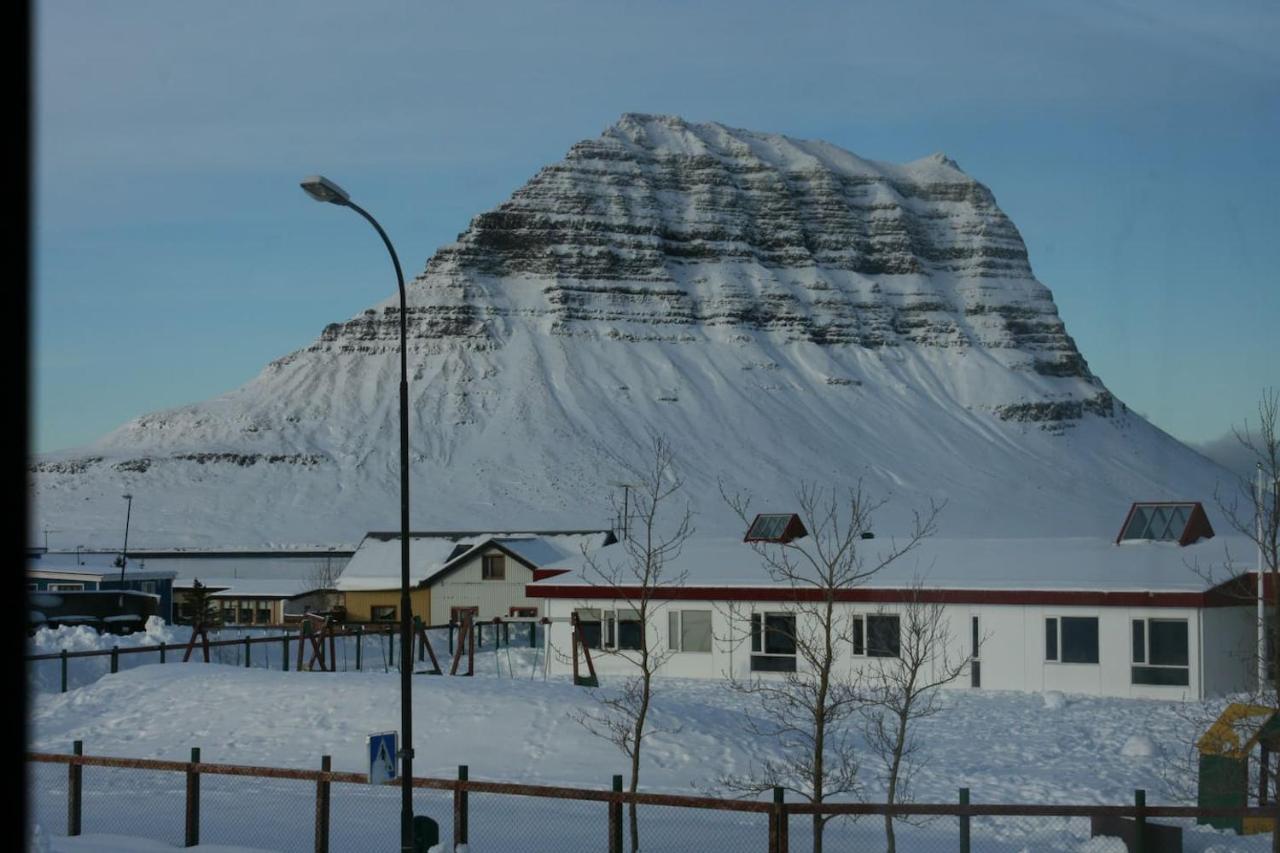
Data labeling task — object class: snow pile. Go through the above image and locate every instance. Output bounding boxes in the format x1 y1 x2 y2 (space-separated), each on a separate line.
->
1042 690 1067 710
1120 734 1156 758
29 616 179 655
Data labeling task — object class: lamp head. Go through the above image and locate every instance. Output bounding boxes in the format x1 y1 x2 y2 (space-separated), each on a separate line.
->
300 175 351 206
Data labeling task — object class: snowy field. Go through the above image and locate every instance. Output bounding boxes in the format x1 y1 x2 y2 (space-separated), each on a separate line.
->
26 625 1270 852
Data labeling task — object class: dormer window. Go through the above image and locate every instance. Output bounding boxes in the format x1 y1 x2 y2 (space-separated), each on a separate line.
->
1116 502 1214 546
744 513 808 544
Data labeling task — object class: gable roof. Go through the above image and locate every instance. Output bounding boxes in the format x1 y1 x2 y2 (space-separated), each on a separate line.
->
338 530 615 591
417 536 595 587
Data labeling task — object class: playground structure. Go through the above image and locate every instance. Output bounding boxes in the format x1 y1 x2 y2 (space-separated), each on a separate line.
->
569 611 598 687
1197 702 1280 834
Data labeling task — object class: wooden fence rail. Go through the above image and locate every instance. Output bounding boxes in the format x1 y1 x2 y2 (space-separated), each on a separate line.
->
26 747 1280 853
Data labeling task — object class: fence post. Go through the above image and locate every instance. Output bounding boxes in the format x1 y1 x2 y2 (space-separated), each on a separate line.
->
110 646 119 674
959 787 970 853
388 626 395 670
776 786 788 853
315 755 331 853
448 621 455 655
245 636 251 668
355 626 362 671
529 621 536 648
68 740 82 836
160 642 167 664
609 774 623 853
1133 789 1145 853
453 764 469 851
282 632 290 672
60 649 68 693
185 747 201 847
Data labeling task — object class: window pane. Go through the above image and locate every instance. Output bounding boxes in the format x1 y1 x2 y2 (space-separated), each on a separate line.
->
1132 665 1189 686
1132 620 1145 664
1061 617 1099 663
1148 506 1172 540
1149 620 1189 667
669 611 680 650
1121 507 1150 540
751 613 762 653
764 614 796 655
852 616 865 655
1168 505 1190 539
868 615 900 657
580 622 602 649
618 617 643 651
681 610 712 653
1045 618 1058 661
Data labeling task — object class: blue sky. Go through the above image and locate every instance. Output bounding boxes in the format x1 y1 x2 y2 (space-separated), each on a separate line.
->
33 1 1279 454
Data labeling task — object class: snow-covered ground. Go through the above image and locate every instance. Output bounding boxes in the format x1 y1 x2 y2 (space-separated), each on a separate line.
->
25 651 1271 852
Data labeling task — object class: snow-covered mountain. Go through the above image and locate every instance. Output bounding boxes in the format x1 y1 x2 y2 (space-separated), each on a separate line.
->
30 114 1227 547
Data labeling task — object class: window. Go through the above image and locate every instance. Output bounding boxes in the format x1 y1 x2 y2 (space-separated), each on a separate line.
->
27 583 38 591
50 583 84 591
238 607 253 624
177 603 192 621
751 612 797 672
509 606 537 618
371 605 396 622
971 616 981 688
482 554 506 580
668 610 712 653
140 581 156 594
852 616 865 655
1045 616 1099 664
1131 619 1189 686
257 607 271 624
867 614 900 658
603 609 643 651
575 608 602 649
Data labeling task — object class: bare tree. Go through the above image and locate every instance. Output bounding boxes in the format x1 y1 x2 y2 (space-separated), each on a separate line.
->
573 434 693 852
719 482 942 853
1216 389 1280 694
861 587 971 853
301 555 343 615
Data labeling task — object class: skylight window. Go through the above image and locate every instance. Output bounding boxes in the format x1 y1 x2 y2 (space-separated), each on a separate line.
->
1116 502 1213 546
744 513 808 544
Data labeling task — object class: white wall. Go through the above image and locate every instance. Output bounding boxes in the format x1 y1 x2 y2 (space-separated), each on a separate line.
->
430 548 543 625
1201 606 1256 696
541 597 1218 699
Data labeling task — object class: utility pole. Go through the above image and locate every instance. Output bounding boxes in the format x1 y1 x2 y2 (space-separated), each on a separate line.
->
117 494 133 585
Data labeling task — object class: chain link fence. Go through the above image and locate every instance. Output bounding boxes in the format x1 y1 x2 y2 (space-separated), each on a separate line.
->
25 747 1280 852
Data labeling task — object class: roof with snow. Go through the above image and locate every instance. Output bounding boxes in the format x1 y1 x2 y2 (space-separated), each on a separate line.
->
173 577 326 599
338 530 615 591
527 534 1257 596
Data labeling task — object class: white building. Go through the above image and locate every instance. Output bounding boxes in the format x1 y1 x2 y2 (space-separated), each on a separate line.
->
530 505 1262 700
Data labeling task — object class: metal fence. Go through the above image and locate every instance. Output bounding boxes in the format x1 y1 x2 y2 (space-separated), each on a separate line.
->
27 745 1280 852
27 619 544 694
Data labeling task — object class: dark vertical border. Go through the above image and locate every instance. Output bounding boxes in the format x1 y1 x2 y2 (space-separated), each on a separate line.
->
16 0 31 849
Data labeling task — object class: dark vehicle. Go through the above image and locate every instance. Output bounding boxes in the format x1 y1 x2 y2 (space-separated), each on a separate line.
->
28 590 159 635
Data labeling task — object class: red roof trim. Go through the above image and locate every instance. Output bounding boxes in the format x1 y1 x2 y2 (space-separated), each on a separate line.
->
526 582 1242 609
532 568 570 582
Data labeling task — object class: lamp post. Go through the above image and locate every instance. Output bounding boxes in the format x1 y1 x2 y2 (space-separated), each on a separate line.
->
117 493 133 584
300 174 414 851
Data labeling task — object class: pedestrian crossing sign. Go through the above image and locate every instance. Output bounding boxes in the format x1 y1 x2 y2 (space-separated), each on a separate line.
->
367 731 398 785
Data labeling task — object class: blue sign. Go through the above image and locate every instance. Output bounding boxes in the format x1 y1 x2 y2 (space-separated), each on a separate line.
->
367 731 398 785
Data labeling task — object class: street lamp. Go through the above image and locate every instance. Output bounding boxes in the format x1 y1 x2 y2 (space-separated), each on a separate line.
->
116 493 133 584
300 174 415 851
